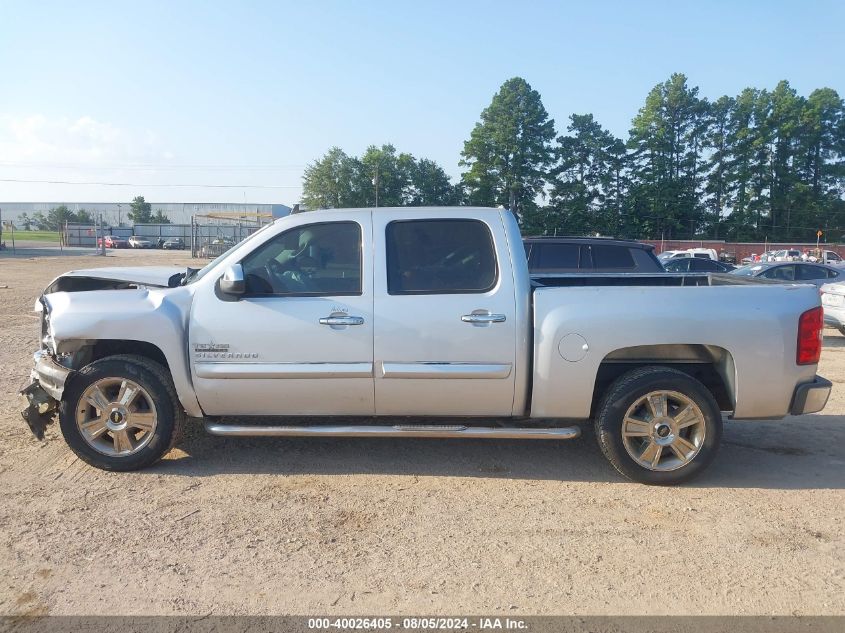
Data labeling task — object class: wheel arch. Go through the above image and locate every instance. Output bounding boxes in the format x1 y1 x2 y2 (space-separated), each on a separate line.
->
590 344 736 417
60 338 202 418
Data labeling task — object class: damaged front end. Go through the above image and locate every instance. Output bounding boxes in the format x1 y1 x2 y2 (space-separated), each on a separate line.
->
20 295 76 439
20 350 74 440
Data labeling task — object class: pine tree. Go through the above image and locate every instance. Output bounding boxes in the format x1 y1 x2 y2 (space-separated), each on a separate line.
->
547 114 626 236
460 77 555 222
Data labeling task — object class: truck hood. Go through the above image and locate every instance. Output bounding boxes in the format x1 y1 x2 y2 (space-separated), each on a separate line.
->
44 266 185 294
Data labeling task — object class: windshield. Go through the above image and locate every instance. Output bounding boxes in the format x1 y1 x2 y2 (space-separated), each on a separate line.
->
184 221 278 284
731 264 766 276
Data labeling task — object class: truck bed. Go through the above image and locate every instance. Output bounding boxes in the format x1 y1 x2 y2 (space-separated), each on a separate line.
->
531 272 767 288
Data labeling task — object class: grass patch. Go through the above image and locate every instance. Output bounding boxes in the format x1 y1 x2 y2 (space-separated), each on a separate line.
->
2 230 61 242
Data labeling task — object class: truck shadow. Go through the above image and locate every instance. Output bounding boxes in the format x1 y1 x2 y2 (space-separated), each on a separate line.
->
150 414 845 490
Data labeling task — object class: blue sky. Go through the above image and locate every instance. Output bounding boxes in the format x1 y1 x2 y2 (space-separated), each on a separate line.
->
1 0 843 206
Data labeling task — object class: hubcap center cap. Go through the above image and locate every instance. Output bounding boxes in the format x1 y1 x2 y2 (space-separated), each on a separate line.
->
652 419 676 445
105 405 129 431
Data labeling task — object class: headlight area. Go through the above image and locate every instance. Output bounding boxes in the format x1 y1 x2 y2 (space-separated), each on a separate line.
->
37 295 54 352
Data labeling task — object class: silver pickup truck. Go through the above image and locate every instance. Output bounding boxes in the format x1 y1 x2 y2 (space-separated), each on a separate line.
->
21 207 832 484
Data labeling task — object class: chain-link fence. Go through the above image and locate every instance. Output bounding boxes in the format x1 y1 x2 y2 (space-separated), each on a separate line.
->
189 214 271 258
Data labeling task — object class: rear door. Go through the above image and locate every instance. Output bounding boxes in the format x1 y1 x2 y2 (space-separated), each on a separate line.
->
372 212 518 416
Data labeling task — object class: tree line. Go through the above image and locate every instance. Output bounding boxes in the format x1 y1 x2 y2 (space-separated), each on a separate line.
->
302 74 845 242
16 196 171 231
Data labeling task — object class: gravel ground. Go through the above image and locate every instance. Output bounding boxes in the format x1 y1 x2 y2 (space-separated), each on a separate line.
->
0 246 843 616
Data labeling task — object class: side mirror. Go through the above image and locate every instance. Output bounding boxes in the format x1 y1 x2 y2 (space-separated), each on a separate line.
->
220 264 245 296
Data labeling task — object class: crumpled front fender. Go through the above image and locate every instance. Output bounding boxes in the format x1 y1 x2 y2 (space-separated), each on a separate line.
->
43 286 204 418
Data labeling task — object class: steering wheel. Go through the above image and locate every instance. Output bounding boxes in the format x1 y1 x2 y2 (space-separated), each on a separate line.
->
264 258 291 292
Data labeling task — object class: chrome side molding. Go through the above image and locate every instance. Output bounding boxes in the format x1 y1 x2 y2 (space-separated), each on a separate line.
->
380 362 512 379
204 422 581 440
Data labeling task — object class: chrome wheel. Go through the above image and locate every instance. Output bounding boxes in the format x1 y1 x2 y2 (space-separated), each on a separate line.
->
75 378 158 456
621 390 706 472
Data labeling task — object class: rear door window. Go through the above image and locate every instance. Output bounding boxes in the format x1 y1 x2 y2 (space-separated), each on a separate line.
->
591 245 636 269
689 258 722 272
664 258 691 272
796 265 830 281
762 265 795 281
533 243 581 272
386 219 497 294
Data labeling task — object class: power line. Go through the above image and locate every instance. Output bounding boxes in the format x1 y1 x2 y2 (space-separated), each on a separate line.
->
0 178 300 189
0 161 307 171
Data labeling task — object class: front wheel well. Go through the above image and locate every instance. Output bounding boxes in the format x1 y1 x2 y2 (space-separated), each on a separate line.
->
74 340 171 375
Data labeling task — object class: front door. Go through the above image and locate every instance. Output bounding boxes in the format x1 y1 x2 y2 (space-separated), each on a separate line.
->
190 214 374 416
372 213 518 416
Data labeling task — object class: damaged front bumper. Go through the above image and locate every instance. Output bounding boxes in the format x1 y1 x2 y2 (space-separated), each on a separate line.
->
20 350 74 439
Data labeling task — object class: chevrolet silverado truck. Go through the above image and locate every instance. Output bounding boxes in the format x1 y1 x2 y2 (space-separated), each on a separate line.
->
20 207 832 484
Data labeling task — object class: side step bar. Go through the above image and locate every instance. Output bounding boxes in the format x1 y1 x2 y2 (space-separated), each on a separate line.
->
204 422 581 440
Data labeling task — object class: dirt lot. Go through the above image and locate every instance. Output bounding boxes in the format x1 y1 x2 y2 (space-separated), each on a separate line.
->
0 246 843 616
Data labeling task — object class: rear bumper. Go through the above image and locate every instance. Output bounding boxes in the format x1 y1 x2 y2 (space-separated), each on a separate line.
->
790 376 832 415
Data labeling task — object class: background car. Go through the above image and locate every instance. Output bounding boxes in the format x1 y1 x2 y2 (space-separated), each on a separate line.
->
772 249 802 262
804 248 843 264
162 237 185 250
523 236 663 274
663 257 735 273
820 282 845 334
658 247 718 262
730 261 843 288
199 236 236 259
96 235 127 249
128 235 152 249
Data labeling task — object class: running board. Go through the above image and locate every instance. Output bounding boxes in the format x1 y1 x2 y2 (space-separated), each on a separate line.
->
204 422 581 440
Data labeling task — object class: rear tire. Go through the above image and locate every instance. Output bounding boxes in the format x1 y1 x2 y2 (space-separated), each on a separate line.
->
59 355 184 471
594 366 722 485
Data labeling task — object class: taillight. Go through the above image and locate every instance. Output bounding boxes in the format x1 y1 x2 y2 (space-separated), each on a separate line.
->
797 306 823 365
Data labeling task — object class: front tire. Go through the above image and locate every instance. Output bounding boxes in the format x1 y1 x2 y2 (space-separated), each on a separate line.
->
594 366 722 485
59 355 184 471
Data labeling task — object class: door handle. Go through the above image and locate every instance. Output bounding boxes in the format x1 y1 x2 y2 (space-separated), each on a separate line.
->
461 313 506 324
319 315 365 326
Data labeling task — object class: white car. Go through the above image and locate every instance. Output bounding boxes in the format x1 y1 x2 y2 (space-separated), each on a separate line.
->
773 249 801 262
128 235 153 249
821 282 845 334
657 248 718 263
806 249 843 265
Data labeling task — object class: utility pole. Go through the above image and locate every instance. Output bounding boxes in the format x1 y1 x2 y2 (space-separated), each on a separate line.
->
117 204 122 227
98 214 106 255
373 164 379 208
